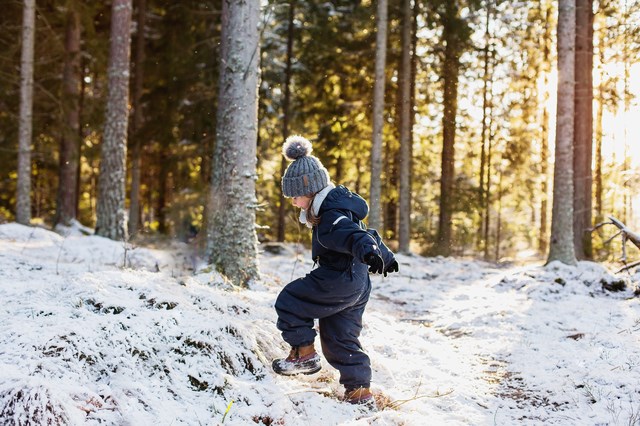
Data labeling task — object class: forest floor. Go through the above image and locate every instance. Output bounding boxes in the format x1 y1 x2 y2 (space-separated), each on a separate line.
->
1 223 640 425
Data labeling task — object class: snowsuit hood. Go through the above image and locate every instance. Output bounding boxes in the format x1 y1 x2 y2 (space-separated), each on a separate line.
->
318 186 369 222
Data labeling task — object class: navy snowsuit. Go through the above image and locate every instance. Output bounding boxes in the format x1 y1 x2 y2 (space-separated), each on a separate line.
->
275 185 395 389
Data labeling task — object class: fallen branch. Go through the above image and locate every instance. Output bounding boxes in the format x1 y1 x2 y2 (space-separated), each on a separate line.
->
593 217 640 268
386 388 454 410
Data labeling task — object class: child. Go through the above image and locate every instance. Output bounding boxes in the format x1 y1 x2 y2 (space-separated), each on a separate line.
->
272 135 399 407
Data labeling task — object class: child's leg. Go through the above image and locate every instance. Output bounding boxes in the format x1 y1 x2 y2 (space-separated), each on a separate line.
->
275 268 364 347
318 280 372 389
275 276 321 347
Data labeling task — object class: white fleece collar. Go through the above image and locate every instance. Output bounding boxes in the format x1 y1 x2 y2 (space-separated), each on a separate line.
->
299 183 335 228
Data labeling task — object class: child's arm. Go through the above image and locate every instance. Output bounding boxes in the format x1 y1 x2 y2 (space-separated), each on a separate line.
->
316 209 382 263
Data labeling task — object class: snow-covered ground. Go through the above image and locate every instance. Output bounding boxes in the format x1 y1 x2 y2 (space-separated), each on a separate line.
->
1 223 639 425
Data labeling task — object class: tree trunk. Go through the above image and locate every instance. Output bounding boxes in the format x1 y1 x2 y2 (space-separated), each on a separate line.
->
495 168 503 261
95 0 133 241
573 0 594 259
369 0 388 231
478 1 492 252
55 9 81 227
384 150 398 239
157 151 168 234
539 2 552 254
483 116 493 260
398 0 412 253
277 1 295 242
435 2 461 257
129 0 147 238
16 0 35 225
547 0 577 265
207 0 260 286
594 19 604 224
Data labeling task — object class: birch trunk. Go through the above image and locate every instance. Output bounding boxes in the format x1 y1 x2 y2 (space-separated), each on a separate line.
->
547 0 577 265
16 0 35 225
207 0 260 286
95 0 133 240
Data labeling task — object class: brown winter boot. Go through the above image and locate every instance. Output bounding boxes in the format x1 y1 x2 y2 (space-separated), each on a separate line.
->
272 344 321 376
344 387 377 410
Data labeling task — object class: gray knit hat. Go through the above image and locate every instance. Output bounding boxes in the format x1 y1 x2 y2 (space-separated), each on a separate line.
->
281 135 330 198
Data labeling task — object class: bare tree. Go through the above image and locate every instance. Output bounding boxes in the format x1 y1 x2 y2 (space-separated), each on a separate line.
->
95 0 133 240
369 0 388 232
16 0 35 225
547 0 577 265
55 8 81 227
206 0 260 286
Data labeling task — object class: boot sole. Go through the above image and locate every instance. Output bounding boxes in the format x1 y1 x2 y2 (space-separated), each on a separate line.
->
274 365 322 376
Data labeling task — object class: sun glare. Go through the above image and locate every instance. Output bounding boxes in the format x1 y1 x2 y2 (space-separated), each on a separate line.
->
538 61 640 228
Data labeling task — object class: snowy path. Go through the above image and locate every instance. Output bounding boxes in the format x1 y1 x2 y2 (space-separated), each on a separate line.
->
361 255 640 425
263 249 640 425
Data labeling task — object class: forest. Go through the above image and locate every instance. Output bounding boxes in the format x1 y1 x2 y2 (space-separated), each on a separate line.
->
1 0 640 282
3 1 640 424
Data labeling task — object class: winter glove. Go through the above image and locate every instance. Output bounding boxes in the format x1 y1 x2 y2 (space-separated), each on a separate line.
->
364 252 384 275
384 260 399 277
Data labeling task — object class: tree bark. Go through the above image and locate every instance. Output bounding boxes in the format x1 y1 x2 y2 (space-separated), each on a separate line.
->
16 0 36 225
573 0 594 259
95 0 133 240
277 1 295 242
129 0 147 238
435 1 461 257
547 0 577 265
369 0 388 232
539 1 552 254
207 0 260 286
55 8 82 227
478 1 492 252
398 0 412 253
594 17 605 224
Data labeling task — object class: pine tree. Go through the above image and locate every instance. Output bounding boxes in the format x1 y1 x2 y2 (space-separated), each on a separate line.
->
547 0 577 265
55 8 82 227
434 1 469 256
207 0 260 286
398 0 412 253
16 0 35 225
277 1 295 242
369 0 388 232
128 0 146 238
95 0 133 240
573 0 594 259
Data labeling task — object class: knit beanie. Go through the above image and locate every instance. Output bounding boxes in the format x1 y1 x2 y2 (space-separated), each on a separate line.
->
281 135 330 198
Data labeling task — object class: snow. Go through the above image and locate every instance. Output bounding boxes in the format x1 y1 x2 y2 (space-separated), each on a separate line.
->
1 223 639 425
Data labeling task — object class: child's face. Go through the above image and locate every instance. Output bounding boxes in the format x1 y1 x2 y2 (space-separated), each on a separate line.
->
292 194 313 210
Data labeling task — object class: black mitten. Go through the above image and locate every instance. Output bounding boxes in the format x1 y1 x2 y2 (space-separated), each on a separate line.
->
364 253 384 274
384 260 399 277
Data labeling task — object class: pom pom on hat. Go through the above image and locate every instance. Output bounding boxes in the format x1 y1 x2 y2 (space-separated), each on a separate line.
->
283 135 312 161
280 135 330 197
